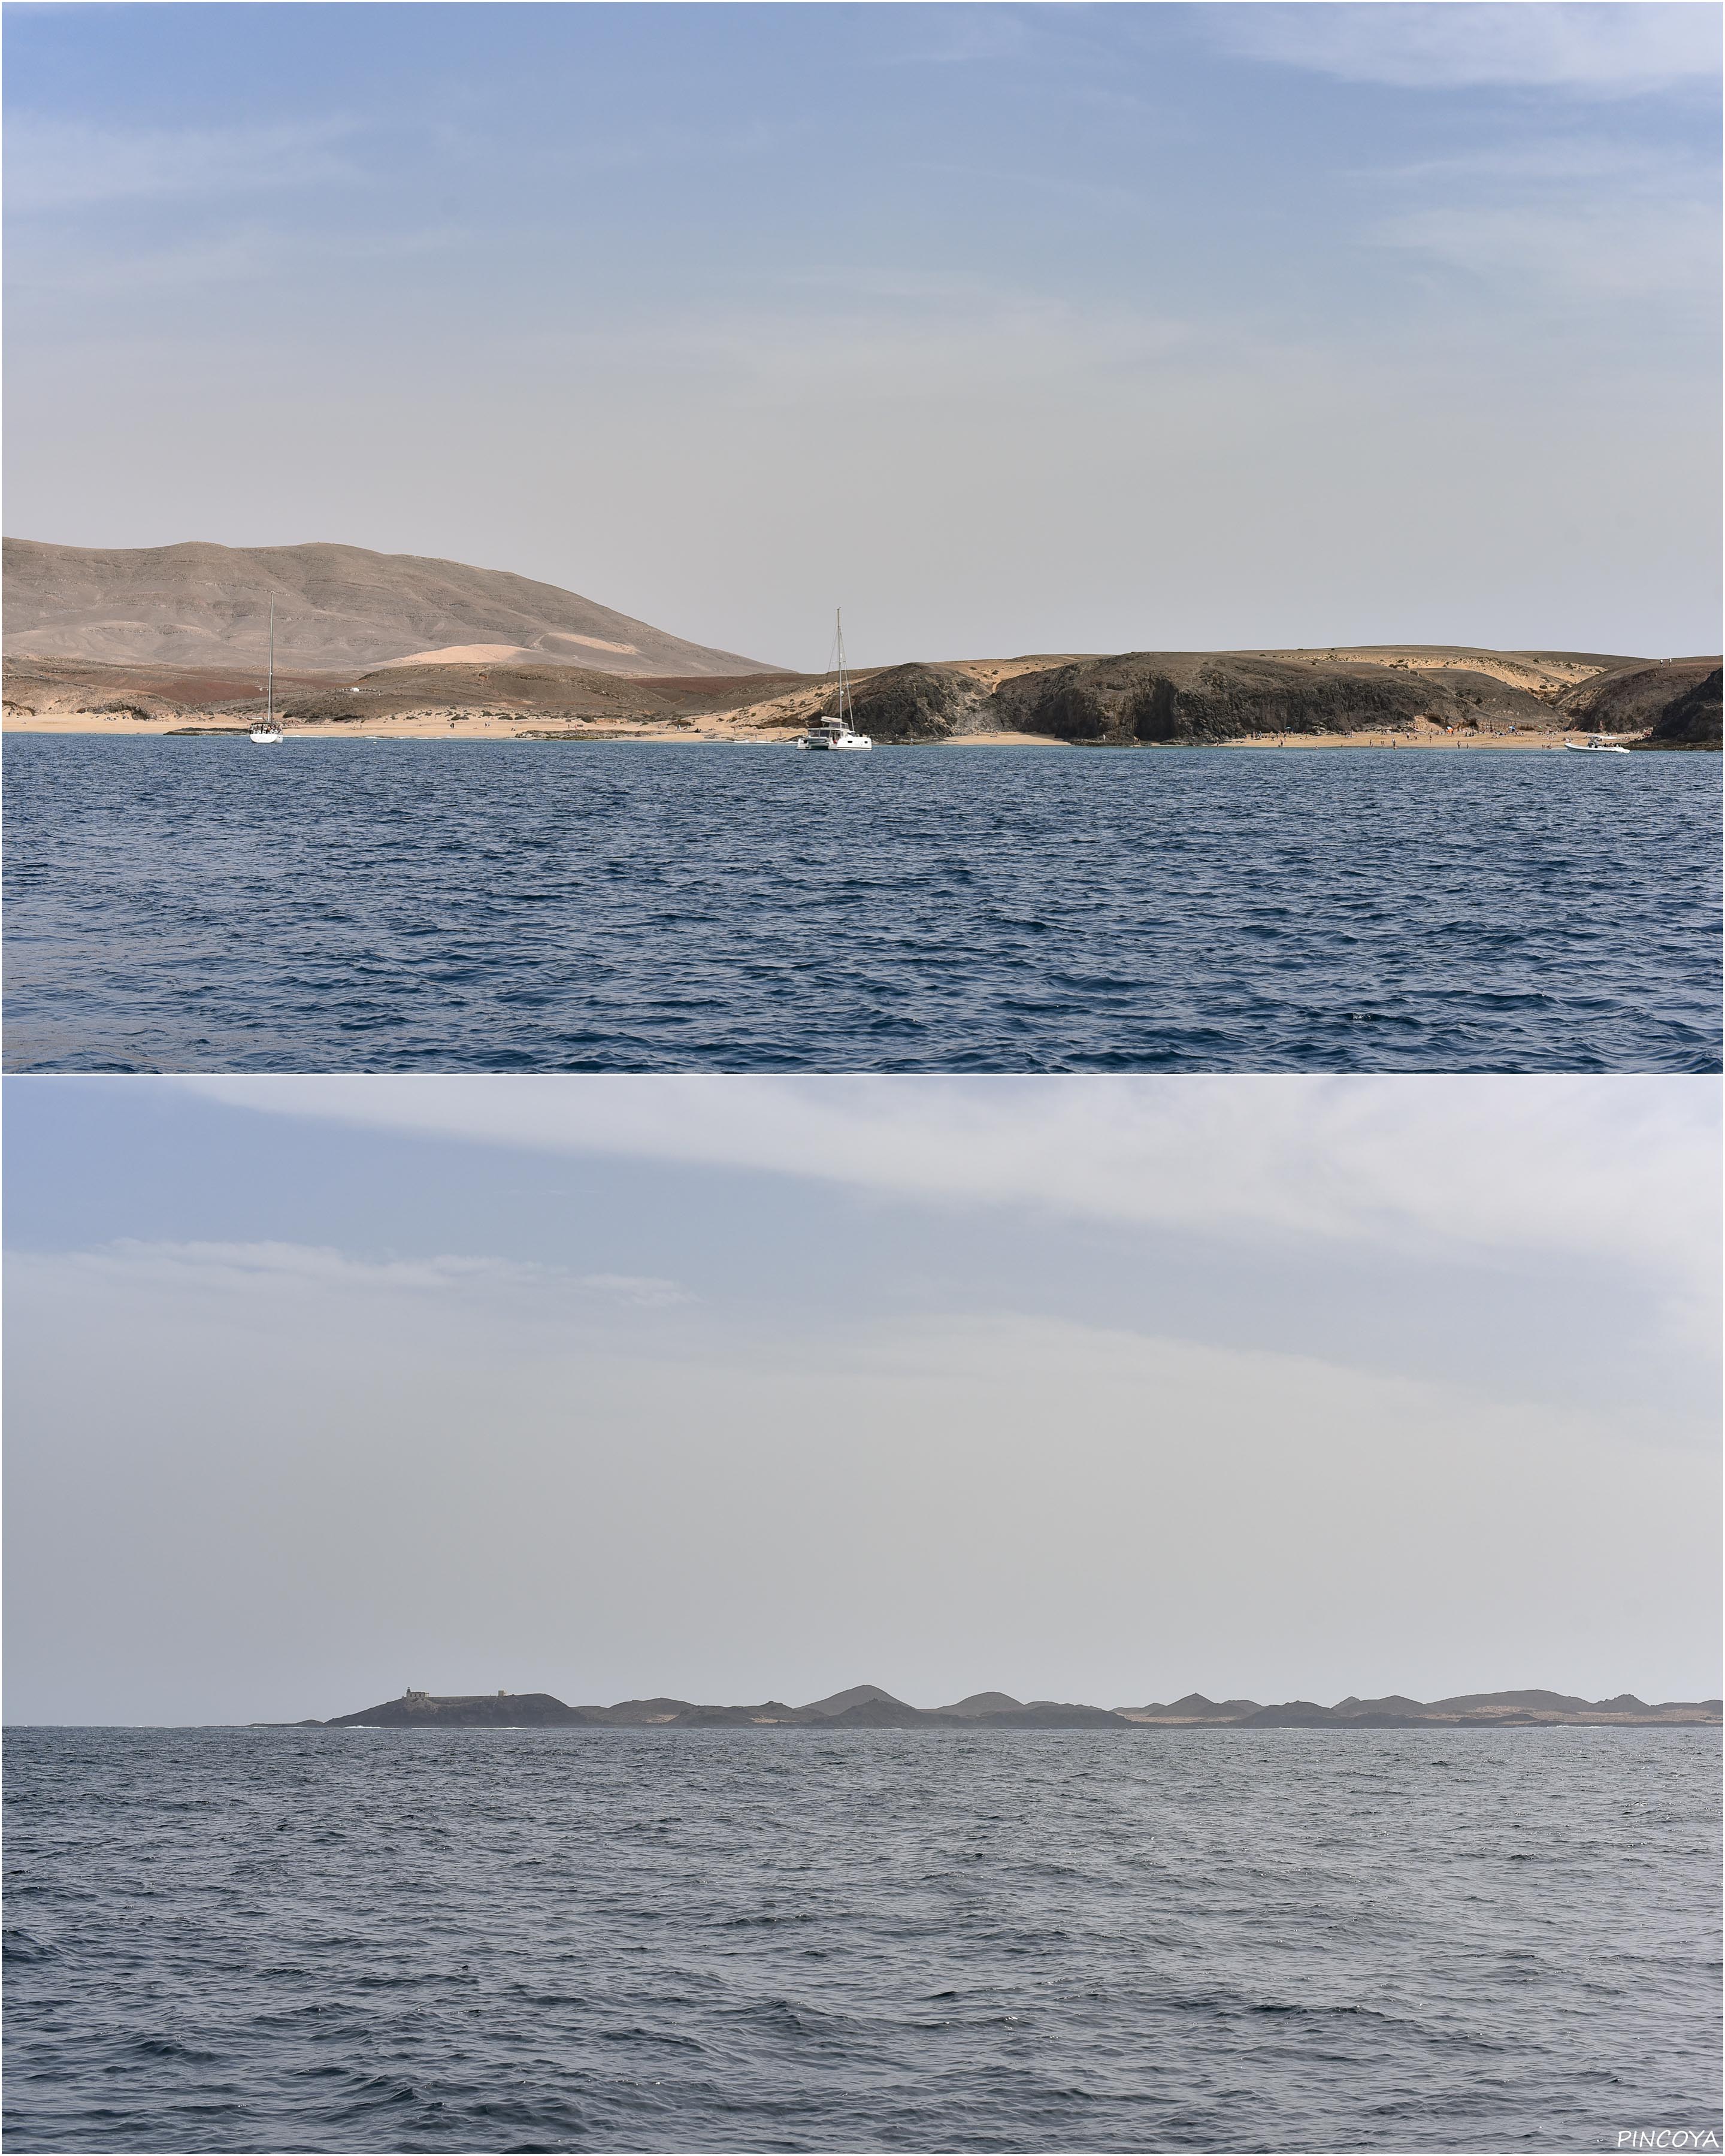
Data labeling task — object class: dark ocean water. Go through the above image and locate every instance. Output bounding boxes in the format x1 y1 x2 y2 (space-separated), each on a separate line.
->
4 1727 1719 2155
4 740 1718 1073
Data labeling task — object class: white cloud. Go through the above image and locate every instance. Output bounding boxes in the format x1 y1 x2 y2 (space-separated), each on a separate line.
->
1213 3 1721 95
5 220 467 300
3 116 359 213
23 1239 688 1311
44 1239 541 1297
173 1074 1720 1293
1364 141 1719 310
578 1273 692 1308
1375 195 1718 304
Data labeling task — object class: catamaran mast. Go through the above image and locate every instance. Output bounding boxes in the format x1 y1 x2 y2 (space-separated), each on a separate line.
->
834 607 850 725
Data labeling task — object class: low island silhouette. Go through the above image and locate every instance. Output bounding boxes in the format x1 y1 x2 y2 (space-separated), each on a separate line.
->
269 1682 1723 1731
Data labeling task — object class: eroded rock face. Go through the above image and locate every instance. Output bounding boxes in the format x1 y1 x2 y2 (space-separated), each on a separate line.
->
1639 665 1723 750
991 650 1551 741
845 662 994 741
1557 657 1720 736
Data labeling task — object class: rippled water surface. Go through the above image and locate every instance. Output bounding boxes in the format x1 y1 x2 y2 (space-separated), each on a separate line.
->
4 1727 1719 2154
4 741 1718 1071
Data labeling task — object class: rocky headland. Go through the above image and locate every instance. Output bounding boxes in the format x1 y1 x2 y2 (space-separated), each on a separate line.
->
17 643 1717 749
5 539 1715 746
1601 662 1723 750
988 648 1552 743
290 1682 1721 1731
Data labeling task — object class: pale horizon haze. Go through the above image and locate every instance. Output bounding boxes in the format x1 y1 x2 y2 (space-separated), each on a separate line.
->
4 1 1721 668
5 1074 1718 1725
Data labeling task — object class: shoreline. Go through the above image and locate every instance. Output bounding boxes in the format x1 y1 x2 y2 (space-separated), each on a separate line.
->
3 714 1644 751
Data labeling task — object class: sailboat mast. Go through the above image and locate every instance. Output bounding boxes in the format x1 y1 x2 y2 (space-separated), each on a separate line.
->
267 596 275 727
835 607 849 723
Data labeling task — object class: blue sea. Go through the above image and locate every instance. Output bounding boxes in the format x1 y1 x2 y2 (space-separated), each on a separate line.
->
4 1725 1719 2154
4 740 1718 1073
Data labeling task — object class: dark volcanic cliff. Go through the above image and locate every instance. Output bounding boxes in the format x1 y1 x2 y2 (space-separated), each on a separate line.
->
1638 666 1722 750
1555 656 1721 740
991 650 1552 744
844 662 999 741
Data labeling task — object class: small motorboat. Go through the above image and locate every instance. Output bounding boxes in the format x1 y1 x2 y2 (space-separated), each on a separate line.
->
796 610 873 751
1563 734 1630 755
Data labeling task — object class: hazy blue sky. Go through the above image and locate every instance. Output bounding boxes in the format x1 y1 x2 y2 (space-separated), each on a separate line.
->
5 2 1719 664
6 1074 1717 1723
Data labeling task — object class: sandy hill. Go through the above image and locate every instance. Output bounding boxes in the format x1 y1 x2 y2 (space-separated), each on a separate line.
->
2 538 782 677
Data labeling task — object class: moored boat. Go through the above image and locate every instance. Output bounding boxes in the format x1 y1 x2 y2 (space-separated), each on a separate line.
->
250 598 285 742
796 610 872 751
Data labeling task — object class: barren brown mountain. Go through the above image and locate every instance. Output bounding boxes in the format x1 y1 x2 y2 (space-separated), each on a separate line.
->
2 538 783 676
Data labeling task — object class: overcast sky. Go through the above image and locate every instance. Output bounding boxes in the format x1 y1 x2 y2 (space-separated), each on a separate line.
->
4 2 1719 665
6 1074 1717 1724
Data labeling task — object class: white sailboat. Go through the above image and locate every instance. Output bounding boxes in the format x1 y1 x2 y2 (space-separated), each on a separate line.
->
250 598 285 743
796 610 872 751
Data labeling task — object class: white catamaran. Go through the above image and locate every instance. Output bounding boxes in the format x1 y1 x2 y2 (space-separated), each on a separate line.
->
250 597 284 743
796 610 873 751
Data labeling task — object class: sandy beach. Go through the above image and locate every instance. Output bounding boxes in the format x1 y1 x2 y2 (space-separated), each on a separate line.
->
1219 726 1587 751
5 708 1616 748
